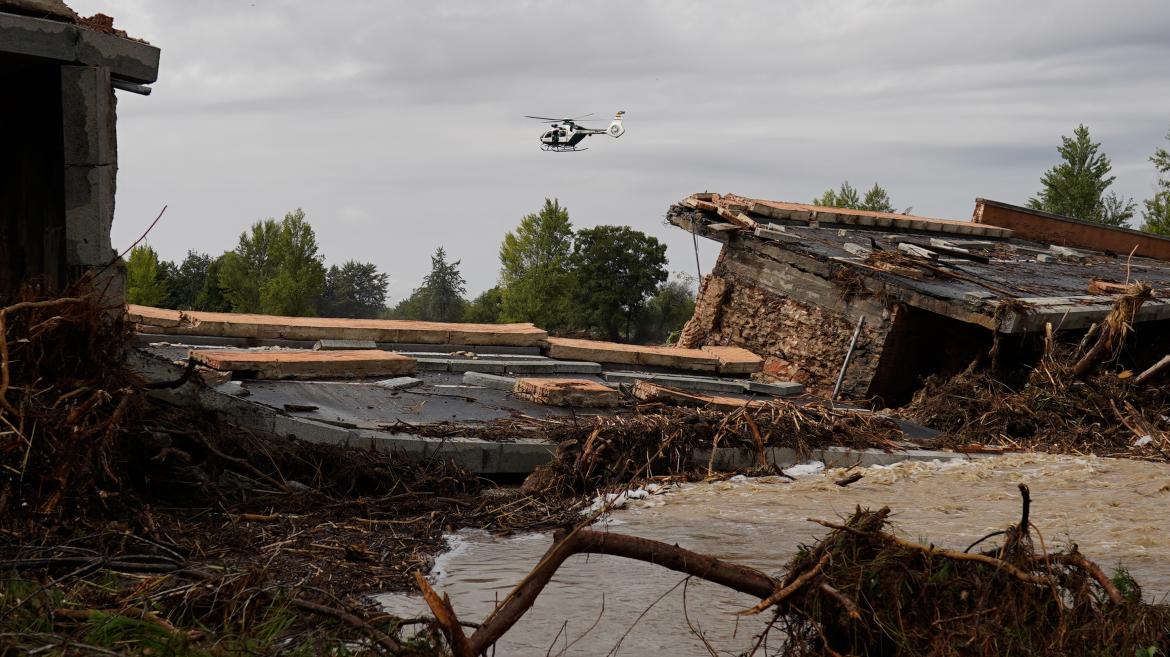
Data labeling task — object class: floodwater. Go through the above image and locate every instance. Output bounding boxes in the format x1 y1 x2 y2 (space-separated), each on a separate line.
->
379 454 1170 656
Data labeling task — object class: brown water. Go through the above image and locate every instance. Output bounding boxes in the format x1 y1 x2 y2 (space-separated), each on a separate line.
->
380 454 1170 656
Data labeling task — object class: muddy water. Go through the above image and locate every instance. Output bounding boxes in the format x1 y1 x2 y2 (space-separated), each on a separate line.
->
380 455 1170 656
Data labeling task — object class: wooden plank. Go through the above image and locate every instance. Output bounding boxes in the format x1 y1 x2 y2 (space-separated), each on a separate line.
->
631 381 761 410
127 305 548 347
513 378 621 407
545 337 721 372
700 345 763 375
189 349 417 380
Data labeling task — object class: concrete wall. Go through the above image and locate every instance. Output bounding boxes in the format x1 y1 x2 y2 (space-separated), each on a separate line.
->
974 198 1170 261
678 239 893 398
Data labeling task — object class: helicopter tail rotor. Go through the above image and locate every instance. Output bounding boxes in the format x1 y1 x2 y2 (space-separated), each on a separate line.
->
607 111 626 138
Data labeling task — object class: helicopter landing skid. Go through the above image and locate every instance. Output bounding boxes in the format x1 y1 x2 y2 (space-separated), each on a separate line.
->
540 144 587 152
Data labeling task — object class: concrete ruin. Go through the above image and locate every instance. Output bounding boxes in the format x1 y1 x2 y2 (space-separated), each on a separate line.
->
0 0 160 302
670 193 1170 405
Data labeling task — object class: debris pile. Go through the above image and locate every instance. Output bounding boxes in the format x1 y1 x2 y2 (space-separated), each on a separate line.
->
907 284 1170 460
0 290 576 656
769 492 1170 655
519 401 904 497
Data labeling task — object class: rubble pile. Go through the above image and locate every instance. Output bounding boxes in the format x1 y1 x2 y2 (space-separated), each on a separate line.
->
519 401 904 497
907 284 1170 460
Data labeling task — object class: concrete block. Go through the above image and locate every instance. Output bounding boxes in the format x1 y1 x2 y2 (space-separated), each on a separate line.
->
504 360 603 375
415 358 452 371
462 372 518 391
744 380 804 397
314 339 378 351
272 415 357 446
604 371 746 394
754 226 800 243
446 359 509 374
374 377 423 391
842 242 871 257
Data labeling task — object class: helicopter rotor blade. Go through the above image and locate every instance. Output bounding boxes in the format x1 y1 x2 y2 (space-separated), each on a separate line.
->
524 115 564 122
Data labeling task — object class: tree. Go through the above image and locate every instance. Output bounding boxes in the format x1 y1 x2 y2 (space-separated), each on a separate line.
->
569 226 668 342
260 209 326 316
464 286 503 324
126 244 169 307
162 251 212 310
634 277 696 345
218 210 325 316
814 181 898 212
498 199 575 330
195 254 232 312
1028 124 1134 227
390 247 468 322
219 218 280 313
318 261 389 319
1142 128 1170 236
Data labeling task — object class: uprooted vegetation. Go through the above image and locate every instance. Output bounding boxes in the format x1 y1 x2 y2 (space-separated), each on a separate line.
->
905 283 1170 460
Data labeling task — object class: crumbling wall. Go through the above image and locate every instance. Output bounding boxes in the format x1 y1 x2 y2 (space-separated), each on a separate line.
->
679 241 892 398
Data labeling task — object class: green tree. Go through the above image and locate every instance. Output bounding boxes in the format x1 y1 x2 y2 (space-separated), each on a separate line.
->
318 261 389 319
390 247 468 322
126 244 169 307
261 210 326 316
464 286 503 323
634 277 696 345
161 251 212 310
218 210 326 316
569 226 668 342
814 181 898 212
1142 128 1170 236
219 218 280 313
195 254 232 312
1028 124 1134 227
498 199 575 330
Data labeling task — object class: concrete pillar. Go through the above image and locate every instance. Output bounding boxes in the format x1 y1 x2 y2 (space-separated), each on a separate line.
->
60 64 121 301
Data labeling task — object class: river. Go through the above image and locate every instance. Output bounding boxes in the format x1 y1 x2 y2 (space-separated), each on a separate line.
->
380 454 1170 656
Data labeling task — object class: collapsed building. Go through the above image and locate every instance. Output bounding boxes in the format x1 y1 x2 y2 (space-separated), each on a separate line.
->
0 0 160 302
670 194 1170 405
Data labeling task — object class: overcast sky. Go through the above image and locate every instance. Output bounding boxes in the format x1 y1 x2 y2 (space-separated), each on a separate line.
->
70 0 1170 301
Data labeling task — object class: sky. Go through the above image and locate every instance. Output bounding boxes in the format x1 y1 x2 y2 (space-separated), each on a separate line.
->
70 0 1170 301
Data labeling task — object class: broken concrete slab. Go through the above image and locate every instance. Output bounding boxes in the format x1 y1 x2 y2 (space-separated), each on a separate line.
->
502 360 603 375
314 339 378 351
545 337 721 372
128 305 548 347
631 381 761 410
189 349 417 380
462 372 518 391
514 378 623 407
373 377 423 391
604 371 747 394
701 345 764 374
744 380 805 396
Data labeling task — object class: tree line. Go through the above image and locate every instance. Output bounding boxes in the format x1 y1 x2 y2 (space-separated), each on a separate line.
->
812 124 1170 235
127 200 695 345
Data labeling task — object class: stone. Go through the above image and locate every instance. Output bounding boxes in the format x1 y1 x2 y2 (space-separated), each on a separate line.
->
462 372 518 391
374 377 423 391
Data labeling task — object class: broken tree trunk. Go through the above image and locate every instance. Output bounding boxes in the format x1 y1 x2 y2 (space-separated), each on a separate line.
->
420 527 777 657
1071 283 1152 379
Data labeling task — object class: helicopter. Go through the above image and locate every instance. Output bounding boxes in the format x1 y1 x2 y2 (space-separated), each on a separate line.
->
525 111 625 152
